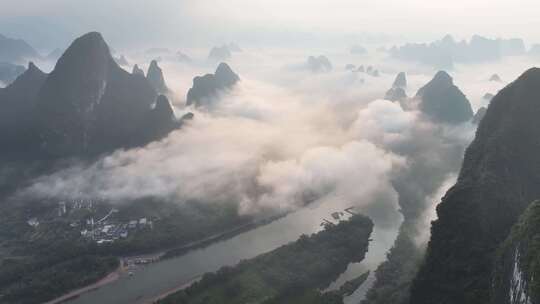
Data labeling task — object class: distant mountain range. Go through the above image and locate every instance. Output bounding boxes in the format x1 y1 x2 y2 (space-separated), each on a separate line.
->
0 33 40 63
0 62 25 86
390 34 527 68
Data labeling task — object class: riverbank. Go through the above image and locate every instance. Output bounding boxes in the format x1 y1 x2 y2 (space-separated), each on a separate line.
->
43 264 125 304
157 214 374 304
55 202 392 304
145 276 202 304
44 215 282 304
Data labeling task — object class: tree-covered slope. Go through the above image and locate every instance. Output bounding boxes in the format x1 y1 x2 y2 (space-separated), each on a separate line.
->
410 68 540 304
492 200 540 304
159 215 373 304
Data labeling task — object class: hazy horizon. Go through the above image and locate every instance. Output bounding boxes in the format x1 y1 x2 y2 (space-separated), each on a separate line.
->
3 0 540 50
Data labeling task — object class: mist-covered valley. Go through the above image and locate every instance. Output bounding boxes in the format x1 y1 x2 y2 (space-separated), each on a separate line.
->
2 2 540 304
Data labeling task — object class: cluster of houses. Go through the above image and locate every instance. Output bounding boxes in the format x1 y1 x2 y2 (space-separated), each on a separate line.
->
26 199 155 245
81 215 153 245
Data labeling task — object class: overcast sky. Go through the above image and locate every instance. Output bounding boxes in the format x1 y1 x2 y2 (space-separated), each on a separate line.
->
2 0 540 49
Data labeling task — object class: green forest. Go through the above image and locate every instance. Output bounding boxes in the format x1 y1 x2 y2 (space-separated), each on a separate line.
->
159 215 373 304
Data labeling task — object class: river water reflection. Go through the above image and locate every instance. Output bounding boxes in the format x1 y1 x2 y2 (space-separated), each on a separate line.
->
65 198 401 304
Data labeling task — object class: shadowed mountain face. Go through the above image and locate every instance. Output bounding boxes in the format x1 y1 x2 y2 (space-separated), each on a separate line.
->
146 60 169 94
384 87 407 102
0 32 183 159
0 33 40 63
410 68 540 304
0 62 47 154
385 72 408 101
132 64 145 76
393 72 407 88
138 94 183 143
472 106 487 124
186 62 240 108
0 62 47 114
416 71 473 124
36 32 161 156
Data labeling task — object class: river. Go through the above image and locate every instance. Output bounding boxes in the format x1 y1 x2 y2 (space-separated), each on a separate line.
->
64 198 401 304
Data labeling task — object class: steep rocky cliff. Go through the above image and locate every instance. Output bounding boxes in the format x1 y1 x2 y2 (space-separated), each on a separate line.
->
0 32 181 159
416 71 473 124
186 62 239 108
492 200 540 304
146 60 169 94
410 68 540 304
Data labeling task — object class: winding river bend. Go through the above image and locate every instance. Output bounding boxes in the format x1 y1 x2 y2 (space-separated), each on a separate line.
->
64 198 401 304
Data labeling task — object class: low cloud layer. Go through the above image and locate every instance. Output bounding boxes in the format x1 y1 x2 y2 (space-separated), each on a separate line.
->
415 173 458 245
19 47 530 237
22 72 408 224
